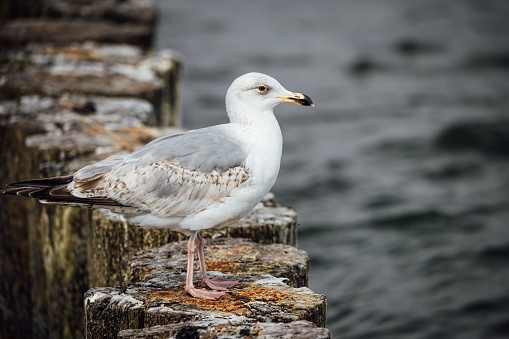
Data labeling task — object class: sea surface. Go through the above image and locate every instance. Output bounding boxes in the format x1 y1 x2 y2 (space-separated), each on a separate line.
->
155 1 509 338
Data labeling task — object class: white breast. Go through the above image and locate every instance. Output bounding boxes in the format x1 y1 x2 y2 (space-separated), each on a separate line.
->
178 118 283 231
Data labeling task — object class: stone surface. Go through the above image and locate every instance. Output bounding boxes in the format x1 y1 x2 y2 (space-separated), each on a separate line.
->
85 273 327 339
117 320 331 339
0 42 181 127
129 237 309 288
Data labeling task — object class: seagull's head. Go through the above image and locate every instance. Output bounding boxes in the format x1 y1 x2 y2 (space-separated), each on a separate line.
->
225 72 313 124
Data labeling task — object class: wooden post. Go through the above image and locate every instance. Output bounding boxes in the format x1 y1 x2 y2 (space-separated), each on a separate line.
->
0 92 179 338
128 238 309 288
0 43 181 128
85 273 327 339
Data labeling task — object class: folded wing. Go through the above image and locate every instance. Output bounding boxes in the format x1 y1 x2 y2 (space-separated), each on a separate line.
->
36 126 252 218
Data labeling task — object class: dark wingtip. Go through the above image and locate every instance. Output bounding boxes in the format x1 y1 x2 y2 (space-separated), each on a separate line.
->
7 175 74 187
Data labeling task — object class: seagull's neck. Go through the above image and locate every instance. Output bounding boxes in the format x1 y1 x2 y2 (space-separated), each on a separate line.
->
228 110 282 141
226 103 283 160
229 107 283 183
227 103 276 127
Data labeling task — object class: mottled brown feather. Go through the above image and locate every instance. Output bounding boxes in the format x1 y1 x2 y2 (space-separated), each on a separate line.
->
73 173 106 192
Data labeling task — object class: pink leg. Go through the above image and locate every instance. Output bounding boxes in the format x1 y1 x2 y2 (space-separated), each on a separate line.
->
195 232 239 290
184 231 225 300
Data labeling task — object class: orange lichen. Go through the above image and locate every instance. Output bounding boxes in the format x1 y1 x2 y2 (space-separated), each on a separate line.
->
149 283 292 315
205 260 241 272
204 244 260 274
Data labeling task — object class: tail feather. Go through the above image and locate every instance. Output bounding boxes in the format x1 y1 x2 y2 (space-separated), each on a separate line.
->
7 175 74 187
2 187 37 197
2 175 126 209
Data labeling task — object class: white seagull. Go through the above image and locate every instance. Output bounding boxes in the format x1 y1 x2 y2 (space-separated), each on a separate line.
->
2 72 314 299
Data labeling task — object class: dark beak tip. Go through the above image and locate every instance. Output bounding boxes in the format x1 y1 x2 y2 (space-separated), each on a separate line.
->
302 94 314 107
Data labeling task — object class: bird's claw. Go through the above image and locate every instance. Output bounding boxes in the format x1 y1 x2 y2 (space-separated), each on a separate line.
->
203 276 239 291
185 286 226 300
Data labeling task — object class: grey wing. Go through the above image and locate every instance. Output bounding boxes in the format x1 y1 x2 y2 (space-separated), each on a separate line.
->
125 125 247 172
70 126 251 217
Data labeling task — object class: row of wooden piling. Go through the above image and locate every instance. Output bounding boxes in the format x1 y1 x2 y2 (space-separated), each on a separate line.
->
0 1 329 338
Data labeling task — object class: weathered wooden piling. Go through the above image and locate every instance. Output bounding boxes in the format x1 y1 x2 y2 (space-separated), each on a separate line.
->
129 238 309 288
85 273 327 339
0 43 181 127
84 235 326 338
0 93 179 338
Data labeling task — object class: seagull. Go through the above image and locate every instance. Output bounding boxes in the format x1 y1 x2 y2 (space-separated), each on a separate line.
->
2 72 314 300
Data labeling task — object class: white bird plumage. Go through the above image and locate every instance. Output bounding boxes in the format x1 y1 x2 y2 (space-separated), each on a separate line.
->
2 72 314 299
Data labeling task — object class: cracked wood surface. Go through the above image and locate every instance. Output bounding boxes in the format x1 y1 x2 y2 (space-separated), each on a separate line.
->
85 273 327 339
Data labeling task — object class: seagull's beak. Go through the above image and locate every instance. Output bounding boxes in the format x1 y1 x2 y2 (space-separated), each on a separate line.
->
277 92 314 107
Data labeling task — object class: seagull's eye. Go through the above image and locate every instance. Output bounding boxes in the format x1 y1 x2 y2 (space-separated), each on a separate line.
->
257 85 269 93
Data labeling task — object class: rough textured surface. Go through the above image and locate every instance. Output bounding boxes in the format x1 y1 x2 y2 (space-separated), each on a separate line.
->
129 238 309 288
85 273 327 339
118 320 331 339
0 94 181 166
88 210 174 289
0 127 94 338
0 43 181 127
0 15 178 339
0 95 180 339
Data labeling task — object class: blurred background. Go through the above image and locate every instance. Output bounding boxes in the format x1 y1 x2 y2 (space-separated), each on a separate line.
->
155 0 509 338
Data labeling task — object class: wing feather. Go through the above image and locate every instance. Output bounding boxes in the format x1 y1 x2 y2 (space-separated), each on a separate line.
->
68 126 251 218
102 162 251 217
2 176 129 211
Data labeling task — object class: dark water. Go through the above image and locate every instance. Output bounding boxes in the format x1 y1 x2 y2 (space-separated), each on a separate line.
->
155 1 509 337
